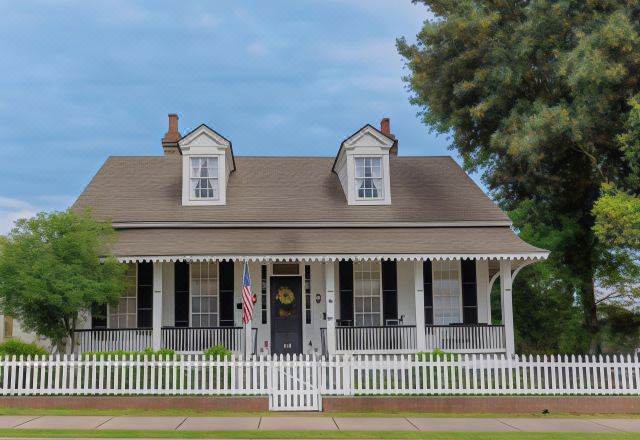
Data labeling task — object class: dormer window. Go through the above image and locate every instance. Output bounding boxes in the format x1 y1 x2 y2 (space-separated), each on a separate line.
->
332 121 395 206
190 157 219 200
355 157 383 199
178 123 235 206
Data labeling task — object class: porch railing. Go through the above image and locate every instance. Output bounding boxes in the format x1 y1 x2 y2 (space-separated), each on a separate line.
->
161 327 244 353
334 325 417 354
425 324 506 353
74 328 152 353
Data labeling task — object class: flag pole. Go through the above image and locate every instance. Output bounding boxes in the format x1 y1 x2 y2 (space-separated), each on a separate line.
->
243 260 253 359
244 313 252 358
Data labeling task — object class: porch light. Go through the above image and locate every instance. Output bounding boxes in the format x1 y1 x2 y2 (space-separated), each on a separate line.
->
315 293 321 304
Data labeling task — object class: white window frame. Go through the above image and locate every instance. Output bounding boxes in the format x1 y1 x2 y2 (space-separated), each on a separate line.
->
431 260 463 325
189 262 220 328
108 263 137 329
352 261 383 327
189 156 220 201
354 156 384 201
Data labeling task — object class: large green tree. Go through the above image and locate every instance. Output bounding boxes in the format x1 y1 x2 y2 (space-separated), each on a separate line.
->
398 0 640 352
0 210 125 353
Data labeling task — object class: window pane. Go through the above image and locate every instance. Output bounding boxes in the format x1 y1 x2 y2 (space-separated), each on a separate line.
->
432 260 461 325
353 261 382 327
108 263 137 329
190 262 219 328
190 157 219 200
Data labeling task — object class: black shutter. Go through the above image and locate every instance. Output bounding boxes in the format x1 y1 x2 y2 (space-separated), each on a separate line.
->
461 259 478 324
423 260 433 325
381 260 397 323
338 260 353 323
174 262 189 327
261 265 268 324
219 261 235 327
137 262 153 328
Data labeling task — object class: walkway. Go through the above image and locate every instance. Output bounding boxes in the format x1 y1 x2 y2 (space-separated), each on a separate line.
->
1 415 640 432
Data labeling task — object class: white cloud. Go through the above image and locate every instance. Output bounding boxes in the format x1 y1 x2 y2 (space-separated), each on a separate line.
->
0 198 37 235
190 13 222 30
0 196 71 235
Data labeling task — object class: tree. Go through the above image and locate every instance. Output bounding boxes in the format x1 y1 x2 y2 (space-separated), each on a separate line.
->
398 1 640 352
592 184 640 307
0 210 125 353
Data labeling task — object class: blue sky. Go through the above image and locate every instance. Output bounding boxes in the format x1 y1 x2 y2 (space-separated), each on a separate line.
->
0 0 455 233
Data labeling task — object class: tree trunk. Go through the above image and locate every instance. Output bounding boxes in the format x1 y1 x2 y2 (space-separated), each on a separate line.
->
573 237 599 353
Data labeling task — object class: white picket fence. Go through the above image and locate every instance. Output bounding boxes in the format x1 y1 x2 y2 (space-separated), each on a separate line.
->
0 353 638 409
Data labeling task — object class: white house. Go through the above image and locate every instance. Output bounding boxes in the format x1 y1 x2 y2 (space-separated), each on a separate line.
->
13 114 549 356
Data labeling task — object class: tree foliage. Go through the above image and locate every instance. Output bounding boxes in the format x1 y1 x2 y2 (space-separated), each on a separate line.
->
398 0 640 352
0 210 125 353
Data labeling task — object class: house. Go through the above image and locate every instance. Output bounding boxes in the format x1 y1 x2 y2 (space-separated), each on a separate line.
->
68 114 548 357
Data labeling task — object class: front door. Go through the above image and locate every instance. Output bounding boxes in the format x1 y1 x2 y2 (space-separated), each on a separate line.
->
270 276 302 355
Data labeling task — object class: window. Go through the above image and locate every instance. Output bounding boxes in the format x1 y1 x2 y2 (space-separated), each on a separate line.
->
432 260 461 325
191 262 219 327
190 157 219 200
355 157 382 199
109 263 137 328
353 261 382 326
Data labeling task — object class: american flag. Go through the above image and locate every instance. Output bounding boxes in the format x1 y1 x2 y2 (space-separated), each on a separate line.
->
242 261 254 325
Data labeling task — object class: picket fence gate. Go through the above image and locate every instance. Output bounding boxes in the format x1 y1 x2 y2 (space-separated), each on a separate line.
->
0 353 638 411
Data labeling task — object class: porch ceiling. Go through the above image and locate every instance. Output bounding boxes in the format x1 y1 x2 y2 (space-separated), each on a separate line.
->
109 226 548 266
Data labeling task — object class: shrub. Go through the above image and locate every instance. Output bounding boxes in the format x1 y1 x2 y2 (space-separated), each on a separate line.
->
0 339 48 357
81 347 175 360
203 345 232 359
417 349 458 361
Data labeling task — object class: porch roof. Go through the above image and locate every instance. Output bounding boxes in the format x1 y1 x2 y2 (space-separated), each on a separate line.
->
109 226 548 264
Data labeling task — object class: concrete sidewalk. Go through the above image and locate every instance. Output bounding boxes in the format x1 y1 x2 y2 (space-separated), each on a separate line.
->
1 415 640 433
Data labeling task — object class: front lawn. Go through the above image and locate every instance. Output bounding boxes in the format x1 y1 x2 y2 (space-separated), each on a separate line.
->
0 429 637 440
1 407 639 419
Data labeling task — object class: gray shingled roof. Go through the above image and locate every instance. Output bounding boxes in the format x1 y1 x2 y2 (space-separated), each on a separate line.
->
73 154 546 258
74 155 509 223
110 227 545 257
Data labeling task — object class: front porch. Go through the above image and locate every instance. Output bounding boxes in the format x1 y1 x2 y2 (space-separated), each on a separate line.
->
74 326 257 354
76 256 536 356
320 323 506 355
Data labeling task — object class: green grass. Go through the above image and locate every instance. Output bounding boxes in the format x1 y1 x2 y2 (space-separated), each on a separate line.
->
0 430 637 440
0 407 639 419
0 407 640 419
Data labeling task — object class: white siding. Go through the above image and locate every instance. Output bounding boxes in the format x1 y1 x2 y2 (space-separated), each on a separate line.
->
396 261 416 325
303 262 326 355
161 262 175 326
476 259 490 324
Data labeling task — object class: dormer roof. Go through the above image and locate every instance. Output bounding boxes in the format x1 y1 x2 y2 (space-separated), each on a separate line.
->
178 124 236 172
332 124 395 172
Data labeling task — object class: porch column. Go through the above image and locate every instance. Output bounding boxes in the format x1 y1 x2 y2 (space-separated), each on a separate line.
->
500 259 515 355
152 262 163 351
324 261 336 357
413 260 427 351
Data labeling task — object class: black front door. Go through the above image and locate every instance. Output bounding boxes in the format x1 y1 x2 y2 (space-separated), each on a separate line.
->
270 276 302 355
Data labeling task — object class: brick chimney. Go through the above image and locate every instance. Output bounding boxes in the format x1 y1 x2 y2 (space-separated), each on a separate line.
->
162 113 182 155
380 117 398 155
